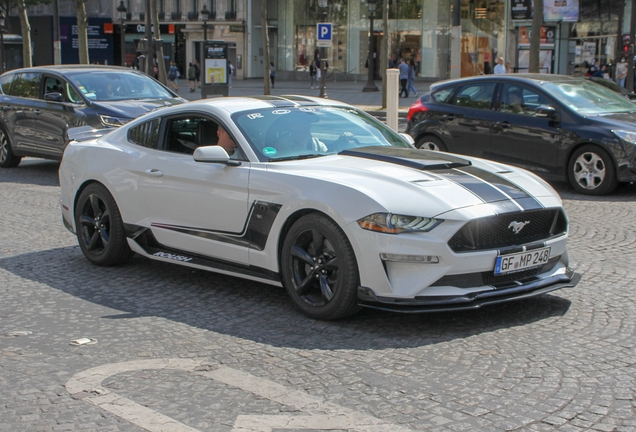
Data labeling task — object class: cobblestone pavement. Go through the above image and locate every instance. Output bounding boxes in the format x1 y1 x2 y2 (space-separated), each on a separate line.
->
1 158 635 431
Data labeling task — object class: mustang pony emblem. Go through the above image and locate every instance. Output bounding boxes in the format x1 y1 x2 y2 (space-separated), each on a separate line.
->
508 221 530 234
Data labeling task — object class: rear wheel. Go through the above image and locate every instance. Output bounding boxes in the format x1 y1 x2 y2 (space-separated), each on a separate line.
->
0 129 21 168
281 213 361 320
568 145 617 195
75 183 134 266
416 135 447 152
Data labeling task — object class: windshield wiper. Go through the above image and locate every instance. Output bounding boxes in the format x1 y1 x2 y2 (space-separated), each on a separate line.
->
269 153 325 162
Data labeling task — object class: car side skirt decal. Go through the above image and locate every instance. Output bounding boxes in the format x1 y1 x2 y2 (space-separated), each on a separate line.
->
127 227 280 282
148 201 282 252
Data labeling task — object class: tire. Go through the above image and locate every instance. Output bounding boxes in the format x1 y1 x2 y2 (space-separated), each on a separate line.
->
75 183 134 266
568 145 617 195
416 135 447 152
281 213 362 320
0 128 21 168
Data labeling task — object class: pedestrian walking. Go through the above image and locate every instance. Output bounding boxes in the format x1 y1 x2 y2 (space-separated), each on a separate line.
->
407 59 418 97
616 57 627 88
494 57 506 74
398 58 409 98
269 62 276 88
187 62 196 92
168 61 180 91
228 61 235 87
193 59 201 88
309 59 317 89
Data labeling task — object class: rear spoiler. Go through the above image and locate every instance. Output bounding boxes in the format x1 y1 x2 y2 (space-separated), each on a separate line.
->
67 126 114 143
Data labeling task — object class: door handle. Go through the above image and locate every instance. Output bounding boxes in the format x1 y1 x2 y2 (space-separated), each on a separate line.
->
1 106 10 112
443 114 455 121
495 121 511 129
33 110 42 115
144 169 163 177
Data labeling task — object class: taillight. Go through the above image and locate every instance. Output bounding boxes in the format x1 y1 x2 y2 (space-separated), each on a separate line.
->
407 100 427 122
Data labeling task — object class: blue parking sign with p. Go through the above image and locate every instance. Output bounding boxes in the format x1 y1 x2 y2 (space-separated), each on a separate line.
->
317 23 333 47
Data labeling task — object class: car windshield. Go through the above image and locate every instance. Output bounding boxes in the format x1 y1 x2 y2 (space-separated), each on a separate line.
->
66 71 174 102
233 106 412 161
542 80 636 115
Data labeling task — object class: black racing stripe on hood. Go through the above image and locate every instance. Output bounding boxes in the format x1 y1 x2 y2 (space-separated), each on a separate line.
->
459 166 544 211
434 168 543 212
339 146 472 170
250 96 318 108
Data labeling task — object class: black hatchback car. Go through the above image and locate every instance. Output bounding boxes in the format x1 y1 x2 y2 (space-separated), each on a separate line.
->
406 74 636 195
0 65 185 168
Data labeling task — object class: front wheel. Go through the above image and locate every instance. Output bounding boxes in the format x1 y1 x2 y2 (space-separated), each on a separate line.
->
75 183 134 266
281 213 361 320
416 135 447 152
0 129 21 168
568 145 617 195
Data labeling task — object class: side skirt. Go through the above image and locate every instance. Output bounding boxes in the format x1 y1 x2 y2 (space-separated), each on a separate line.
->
127 227 282 287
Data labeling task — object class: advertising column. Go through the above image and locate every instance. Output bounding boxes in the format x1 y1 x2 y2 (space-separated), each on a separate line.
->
201 41 229 98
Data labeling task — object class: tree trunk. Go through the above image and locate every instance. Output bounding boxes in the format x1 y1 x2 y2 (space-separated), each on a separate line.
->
528 0 543 73
381 0 389 109
150 0 167 85
262 0 270 95
16 0 32 67
75 0 89 64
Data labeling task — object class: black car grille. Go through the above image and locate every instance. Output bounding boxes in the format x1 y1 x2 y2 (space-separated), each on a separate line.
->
448 209 567 252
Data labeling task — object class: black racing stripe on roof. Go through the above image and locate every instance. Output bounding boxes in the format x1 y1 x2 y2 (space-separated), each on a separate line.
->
249 96 319 107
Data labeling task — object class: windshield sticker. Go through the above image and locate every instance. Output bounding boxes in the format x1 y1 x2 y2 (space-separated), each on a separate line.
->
272 109 291 115
262 147 278 157
247 113 264 120
299 107 316 112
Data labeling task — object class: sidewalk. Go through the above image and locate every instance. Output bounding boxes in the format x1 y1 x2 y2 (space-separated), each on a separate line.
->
173 77 432 116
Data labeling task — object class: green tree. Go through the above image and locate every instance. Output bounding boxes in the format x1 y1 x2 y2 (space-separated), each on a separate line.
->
150 0 167 84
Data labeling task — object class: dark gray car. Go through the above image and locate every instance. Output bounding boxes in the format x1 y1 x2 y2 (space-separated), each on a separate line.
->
0 65 185 168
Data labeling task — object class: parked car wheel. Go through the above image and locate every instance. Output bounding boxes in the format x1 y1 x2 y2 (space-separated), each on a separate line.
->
568 145 617 195
281 213 361 320
416 135 447 152
0 128 21 168
75 183 134 266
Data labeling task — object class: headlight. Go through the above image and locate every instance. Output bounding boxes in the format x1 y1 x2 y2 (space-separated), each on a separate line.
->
357 213 442 234
100 115 131 127
612 129 636 144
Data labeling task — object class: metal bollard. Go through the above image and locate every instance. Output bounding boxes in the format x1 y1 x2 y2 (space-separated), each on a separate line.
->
386 69 399 132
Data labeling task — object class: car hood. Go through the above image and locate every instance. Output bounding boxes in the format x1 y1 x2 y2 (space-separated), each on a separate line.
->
268 146 561 219
92 98 185 119
593 111 636 128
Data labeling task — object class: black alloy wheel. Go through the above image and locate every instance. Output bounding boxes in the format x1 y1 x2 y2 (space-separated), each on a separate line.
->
75 183 134 266
568 145 617 195
281 213 361 320
416 135 447 152
0 129 21 168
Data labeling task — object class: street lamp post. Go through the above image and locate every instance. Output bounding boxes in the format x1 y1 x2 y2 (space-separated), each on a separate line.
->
201 4 209 41
318 0 328 98
362 0 379 92
117 1 127 66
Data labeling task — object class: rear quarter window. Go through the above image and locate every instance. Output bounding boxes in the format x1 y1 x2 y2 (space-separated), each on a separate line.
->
128 119 160 149
432 87 454 104
0 74 15 94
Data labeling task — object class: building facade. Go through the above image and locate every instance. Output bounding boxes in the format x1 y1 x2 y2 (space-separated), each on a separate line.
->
15 0 630 81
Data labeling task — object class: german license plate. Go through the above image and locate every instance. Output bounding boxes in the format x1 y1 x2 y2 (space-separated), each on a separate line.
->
494 247 551 275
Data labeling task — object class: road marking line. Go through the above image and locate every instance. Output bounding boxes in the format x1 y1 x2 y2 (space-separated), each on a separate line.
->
65 358 413 432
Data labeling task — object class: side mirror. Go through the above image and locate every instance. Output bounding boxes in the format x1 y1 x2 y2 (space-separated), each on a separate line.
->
193 145 241 166
399 132 415 145
44 92 64 102
535 105 558 120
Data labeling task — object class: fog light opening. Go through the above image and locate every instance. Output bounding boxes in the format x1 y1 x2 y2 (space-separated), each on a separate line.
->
380 253 439 263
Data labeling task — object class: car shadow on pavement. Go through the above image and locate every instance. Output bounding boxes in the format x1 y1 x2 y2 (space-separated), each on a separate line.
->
0 158 60 186
0 245 572 351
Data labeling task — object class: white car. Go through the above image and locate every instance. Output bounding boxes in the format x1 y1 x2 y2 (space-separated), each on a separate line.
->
59 96 580 320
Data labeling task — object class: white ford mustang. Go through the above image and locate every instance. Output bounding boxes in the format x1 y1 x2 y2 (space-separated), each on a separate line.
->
59 96 580 320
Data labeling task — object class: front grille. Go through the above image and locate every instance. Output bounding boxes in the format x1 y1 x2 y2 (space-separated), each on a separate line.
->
448 209 567 252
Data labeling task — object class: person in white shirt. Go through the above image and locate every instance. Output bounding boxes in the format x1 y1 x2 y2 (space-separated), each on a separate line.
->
494 57 506 74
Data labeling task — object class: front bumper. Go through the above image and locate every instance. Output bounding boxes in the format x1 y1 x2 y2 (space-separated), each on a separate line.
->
357 267 580 313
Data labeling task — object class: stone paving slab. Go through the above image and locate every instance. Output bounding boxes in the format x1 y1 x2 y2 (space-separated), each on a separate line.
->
1 160 636 431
